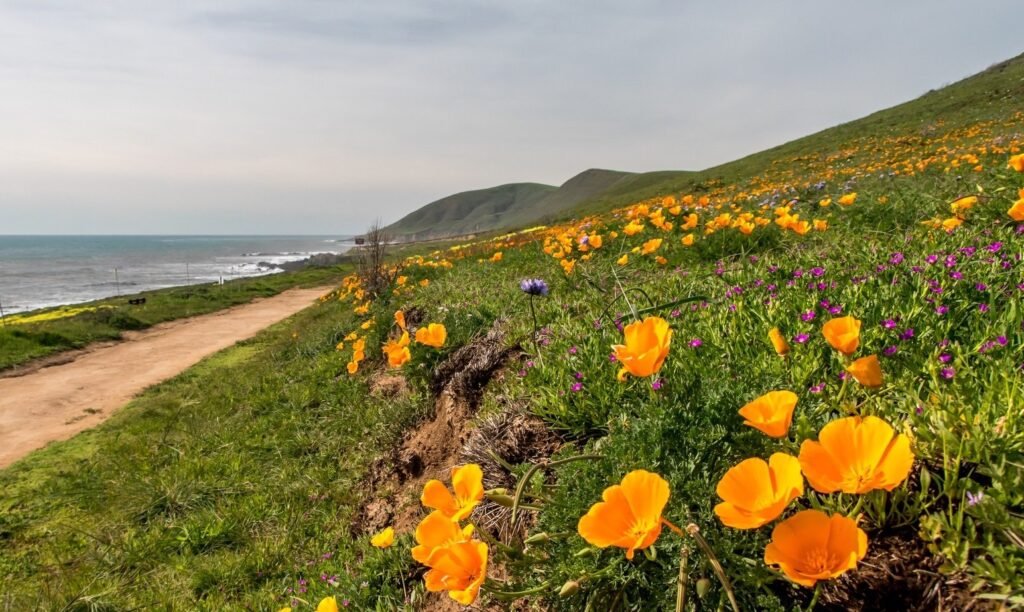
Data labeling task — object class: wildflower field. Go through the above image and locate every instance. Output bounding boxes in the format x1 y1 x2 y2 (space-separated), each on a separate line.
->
1 56 1024 611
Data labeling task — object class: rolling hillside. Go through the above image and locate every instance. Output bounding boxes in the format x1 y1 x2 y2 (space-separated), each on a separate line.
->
385 169 642 240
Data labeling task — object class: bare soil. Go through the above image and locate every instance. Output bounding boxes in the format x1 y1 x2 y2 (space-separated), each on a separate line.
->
0 286 332 468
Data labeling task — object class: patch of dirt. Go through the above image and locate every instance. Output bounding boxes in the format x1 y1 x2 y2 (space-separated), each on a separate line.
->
369 371 410 399
357 321 522 537
820 528 981 612
460 407 563 542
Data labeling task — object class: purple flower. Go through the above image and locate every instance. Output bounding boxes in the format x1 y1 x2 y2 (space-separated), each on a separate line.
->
966 491 984 506
520 278 549 296
940 367 956 380
570 382 583 392
925 254 939 265
882 318 898 329
935 305 949 316
975 283 988 291
938 353 952 363
689 338 703 348
801 310 816 322
828 305 842 315
568 346 578 355
670 309 681 318
978 303 989 313
651 378 664 391
986 242 1002 253
890 252 905 265
573 371 583 380
810 267 825 277
899 328 915 341
793 333 810 344
809 382 826 394
883 345 898 356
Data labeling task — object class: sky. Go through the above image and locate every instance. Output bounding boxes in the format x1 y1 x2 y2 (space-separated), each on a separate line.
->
0 1 1020 235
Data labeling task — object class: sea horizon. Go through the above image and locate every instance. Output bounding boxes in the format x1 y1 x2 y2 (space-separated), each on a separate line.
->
0 234 357 314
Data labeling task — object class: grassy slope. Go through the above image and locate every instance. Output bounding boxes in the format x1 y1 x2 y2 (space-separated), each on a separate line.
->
384 182 555 240
1 54 1023 611
0 266 345 372
500 168 637 228
569 53 1024 217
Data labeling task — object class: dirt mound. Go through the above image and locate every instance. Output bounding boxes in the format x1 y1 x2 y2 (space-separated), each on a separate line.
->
460 407 563 542
358 322 522 536
820 528 980 612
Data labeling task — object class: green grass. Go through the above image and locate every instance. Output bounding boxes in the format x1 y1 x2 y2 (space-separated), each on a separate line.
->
0 266 345 372
1 53 1024 611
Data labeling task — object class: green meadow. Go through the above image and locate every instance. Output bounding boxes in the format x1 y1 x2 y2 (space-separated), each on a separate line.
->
1 55 1023 611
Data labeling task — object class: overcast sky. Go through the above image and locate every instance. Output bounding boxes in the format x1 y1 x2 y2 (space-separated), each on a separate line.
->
0 1 1019 235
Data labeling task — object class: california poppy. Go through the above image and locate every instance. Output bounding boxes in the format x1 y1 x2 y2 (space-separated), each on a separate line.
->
641 238 663 255
422 464 484 522
846 354 883 387
838 193 857 206
415 323 447 348
617 254 629 266
317 597 340 612
612 317 672 378
822 316 861 355
738 390 797 438
371 526 395 548
412 510 475 564
423 540 489 605
1008 153 1024 172
798 416 914 494
715 453 803 529
768 327 790 357
1008 189 1024 221
395 310 407 330
577 470 669 559
764 509 867 587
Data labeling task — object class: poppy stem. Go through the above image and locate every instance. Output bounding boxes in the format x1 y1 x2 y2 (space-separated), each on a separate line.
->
807 583 822 611
685 523 741 612
675 544 690 612
661 517 686 537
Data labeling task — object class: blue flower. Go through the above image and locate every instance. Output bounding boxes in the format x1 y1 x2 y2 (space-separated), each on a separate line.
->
520 278 550 296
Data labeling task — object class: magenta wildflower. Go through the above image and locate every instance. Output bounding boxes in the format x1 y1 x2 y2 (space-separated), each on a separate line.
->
940 367 956 380
793 333 810 344
883 345 898 356
800 310 816 322
571 382 583 392
966 491 984 506
689 338 703 348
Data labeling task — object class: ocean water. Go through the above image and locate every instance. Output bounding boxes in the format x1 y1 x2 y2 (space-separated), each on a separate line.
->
0 235 353 314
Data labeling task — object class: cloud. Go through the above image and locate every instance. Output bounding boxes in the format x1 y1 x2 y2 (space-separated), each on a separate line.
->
0 0 1020 233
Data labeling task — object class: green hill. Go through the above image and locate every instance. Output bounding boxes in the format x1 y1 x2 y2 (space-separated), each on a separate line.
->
385 169 641 240
383 182 555 240
566 52 1024 216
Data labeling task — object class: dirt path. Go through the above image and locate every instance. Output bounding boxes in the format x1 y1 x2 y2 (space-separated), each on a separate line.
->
0 286 332 468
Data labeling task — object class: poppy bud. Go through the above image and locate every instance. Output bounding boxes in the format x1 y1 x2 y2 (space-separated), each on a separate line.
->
486 493 515 508
696 578 711 598
525 532 550 544
558 580 580 597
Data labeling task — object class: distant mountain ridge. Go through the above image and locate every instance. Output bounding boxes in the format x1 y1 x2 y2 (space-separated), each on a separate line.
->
384 169 641 240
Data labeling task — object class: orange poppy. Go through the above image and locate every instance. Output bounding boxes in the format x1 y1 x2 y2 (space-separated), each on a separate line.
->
715 453 803 529
681 234 695 246
423 540 489 605
589 234 603 249
490 252 503 262
764 509 867 587
617 254 629 266
421 464 484 522
846 354 883 387
641 238 663 255
347 361 359 374
738 390 798 438
415 323 448 348
798 416 914 494
1008 153 1024 172
412 510 475 564
821 316 861 355
612 316 672 378
768 327 790 357
577 470 669 559
1008 189 1024 221
395 310 407 330
838 193 857 206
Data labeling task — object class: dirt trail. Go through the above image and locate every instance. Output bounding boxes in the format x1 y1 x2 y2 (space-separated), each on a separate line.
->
0 286 332 468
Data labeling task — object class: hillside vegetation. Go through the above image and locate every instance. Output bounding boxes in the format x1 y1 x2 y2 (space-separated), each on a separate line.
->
1 53 1024 611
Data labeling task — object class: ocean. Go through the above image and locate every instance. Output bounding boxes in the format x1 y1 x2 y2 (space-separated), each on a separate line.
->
0 235 354 314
